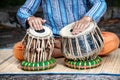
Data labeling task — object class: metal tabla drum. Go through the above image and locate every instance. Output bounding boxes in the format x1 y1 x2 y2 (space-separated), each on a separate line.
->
60 22 104 69
20 26 56 71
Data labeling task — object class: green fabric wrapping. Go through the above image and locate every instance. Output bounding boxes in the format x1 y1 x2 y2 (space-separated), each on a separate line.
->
20 58 56 71
65 56 102 69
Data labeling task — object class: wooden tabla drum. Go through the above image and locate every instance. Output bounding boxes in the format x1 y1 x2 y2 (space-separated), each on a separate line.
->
60 22 104 69
20 26 56 71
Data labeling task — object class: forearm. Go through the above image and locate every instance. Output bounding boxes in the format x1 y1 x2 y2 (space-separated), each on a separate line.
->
16 10 31 29
16 0 41 29
85 0 107 22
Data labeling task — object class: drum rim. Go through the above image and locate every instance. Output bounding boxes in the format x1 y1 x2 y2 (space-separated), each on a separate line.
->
27 26 53 39
60 22 97 38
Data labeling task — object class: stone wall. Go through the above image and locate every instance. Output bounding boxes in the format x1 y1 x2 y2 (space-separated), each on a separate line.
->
103 7 120 20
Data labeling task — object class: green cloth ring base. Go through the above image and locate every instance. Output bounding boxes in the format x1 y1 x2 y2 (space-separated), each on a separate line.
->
19 58 56 71
65 56 102 70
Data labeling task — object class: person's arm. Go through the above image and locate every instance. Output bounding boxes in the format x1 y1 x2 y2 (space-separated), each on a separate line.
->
16 0 42 29
72 0 107 35
85 0 107 22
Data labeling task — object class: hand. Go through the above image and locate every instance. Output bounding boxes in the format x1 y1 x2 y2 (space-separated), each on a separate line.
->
72 16 92 35
27 16 46 30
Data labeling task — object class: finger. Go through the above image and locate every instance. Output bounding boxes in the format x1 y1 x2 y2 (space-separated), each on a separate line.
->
79 23 89 32
33 20 39 30
72 21 79 31
41 19 46 23
79 24 84 32
38 19 43 30
80 22 90 31
28 20 34 30
34 19 43 30
72 22 81 35
72 22 78 34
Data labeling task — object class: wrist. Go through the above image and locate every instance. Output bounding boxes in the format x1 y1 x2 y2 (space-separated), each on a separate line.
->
83 16 92 22
27 16 34 21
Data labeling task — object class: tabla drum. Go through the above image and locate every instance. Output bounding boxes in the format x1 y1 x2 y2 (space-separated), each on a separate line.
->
60 22 104 69
19 26 56 71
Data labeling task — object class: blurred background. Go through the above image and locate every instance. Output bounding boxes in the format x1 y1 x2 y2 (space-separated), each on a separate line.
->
0 0 120 48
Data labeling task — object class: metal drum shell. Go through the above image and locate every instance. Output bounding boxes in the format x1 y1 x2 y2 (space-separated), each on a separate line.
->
60 22 104 60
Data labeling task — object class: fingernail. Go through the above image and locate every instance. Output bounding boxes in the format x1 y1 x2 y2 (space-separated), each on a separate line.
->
43 20 46 22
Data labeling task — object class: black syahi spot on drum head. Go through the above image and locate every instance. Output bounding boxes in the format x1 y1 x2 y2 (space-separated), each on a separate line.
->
70 29 73 32
35 29 45 33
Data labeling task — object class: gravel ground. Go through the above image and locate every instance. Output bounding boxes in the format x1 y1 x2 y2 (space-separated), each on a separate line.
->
0 74 120 80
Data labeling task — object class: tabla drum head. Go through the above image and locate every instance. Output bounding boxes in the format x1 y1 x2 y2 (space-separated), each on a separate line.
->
60 22 97 38
27 26 52 38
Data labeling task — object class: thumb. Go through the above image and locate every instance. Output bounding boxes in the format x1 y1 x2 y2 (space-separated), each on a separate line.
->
41 19 46 23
